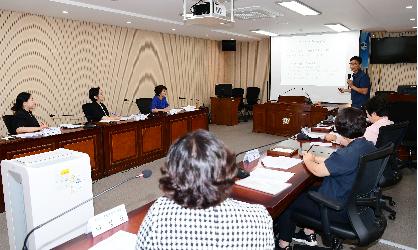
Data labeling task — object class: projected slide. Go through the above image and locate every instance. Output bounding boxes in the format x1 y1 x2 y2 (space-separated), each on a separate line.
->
270 31 360 103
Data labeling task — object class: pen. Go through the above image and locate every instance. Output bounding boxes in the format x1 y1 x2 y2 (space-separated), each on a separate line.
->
306 145 314 153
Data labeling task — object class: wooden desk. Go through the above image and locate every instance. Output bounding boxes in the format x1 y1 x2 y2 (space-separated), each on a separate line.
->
0 109 208 212
56 160 316 249
253 100 329 136
210 97 240 126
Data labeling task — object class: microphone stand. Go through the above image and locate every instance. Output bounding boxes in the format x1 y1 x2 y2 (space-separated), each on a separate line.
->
278 88 296 102
22 170 152 250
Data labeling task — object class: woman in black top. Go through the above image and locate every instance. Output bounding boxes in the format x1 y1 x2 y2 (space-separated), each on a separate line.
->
82 87 119 122
12 92 48 134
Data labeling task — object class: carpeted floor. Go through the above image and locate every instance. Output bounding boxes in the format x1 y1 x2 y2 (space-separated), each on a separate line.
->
0 121 415 249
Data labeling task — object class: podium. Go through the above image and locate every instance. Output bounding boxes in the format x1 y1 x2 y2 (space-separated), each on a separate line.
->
1 148 94 250
210 97 240 126
253 96 329 136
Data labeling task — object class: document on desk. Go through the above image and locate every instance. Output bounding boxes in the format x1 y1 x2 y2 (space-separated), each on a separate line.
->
235 168 293 195
261 156 302 170
89 230 136 250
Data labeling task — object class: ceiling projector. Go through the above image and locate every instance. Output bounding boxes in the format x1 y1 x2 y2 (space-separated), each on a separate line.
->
191 1 211 15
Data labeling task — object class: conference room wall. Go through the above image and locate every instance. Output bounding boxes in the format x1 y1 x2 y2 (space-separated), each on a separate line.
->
0 10 225 136
223 39 270 102
368 31 417 95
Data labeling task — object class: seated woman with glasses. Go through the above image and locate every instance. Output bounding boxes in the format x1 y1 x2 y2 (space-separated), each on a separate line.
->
275 107 376 249
136 129 275 250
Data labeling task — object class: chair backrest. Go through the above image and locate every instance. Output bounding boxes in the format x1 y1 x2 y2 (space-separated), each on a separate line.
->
375 122 409 180
397 85 417 95
82 103 92 123
347 143 393 246
232 88 244 109
231 88 244 98
388 101 416 142
245 87 260 106
2 115 15 135
136 98 153 114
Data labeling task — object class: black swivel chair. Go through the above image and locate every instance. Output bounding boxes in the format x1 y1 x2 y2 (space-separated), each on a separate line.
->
2 115 15 135
243 87 260 121
136 98 153 114
388 100 416 169
292 143 393 250
231 87 245 121
375 122 409 220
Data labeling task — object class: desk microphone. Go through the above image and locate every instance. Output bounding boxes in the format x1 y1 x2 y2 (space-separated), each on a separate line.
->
49 114 75 118
178 97 186 100
123 98 134 102
22 169 152 250
278 88 296 102
301 88 313 105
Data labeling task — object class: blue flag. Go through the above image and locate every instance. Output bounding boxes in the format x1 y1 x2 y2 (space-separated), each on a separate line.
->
359 31 370 68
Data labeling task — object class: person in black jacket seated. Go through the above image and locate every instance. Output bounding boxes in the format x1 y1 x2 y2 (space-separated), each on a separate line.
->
12 92 48 134
274 107 376 250
83 87 119 122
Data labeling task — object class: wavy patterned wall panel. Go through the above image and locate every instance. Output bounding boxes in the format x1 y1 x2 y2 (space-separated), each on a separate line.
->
368 31 417 95
0 10 224 136
223 39 270 102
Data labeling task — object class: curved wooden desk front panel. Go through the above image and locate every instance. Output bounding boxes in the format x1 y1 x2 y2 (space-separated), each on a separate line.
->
0 109 209 213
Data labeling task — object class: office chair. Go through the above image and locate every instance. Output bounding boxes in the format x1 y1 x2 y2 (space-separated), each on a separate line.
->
292 143 393 250
388 100 416 170
136 98 153 114
243 87 260 121
81 103 93 123
375 122 409 220
231 87 245 121
2 115 15 135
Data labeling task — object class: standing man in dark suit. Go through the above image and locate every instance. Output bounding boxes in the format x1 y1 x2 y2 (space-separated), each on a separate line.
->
338 56 371 109
82 87 119 122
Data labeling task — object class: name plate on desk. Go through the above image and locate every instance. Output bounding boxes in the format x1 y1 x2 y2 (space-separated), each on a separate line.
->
88 204 128 237
243 149 260 163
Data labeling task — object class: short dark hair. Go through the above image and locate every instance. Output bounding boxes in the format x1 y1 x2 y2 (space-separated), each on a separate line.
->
11 92 31 112
364 95 389 117
159 129 237 209
154 85 167 96
350 56 362 64
335 107 367 139
89 87 100 102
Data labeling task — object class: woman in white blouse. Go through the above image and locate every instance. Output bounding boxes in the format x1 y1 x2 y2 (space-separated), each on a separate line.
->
324 95 393 146
136 129 275 250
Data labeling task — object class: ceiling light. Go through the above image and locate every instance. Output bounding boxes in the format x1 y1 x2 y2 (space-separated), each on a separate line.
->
171 28 176 31
406 5 413 9
324 23 350 32
62 10 68 14
277 1 320 16
413 26 417 29
251 29 279 36
126 21 131 24
220 22 225 25
410 18 416 21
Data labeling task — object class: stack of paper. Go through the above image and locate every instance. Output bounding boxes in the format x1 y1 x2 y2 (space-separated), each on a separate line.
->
168 108 183 115
60 124 83 129
235 168 293 195
182 105 196 112
261 156 302 170
89 231 137 250
271 148 295 153
310 142 333 147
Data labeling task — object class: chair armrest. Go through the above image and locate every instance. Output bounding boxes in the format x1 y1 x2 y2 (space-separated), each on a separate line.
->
308 191 343 211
